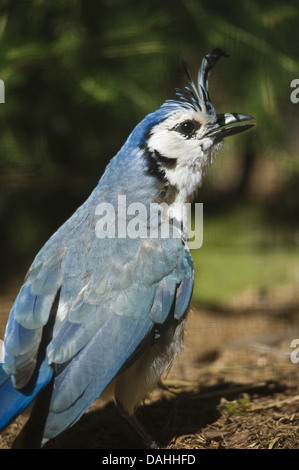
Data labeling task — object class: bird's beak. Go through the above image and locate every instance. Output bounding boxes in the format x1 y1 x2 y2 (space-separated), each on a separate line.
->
205 113 255 143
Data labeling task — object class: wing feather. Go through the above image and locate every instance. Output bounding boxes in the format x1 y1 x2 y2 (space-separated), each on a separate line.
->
2 194 194 440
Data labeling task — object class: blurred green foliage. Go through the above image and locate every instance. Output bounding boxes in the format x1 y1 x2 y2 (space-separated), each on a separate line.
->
0 0 299 297
191 203 299 303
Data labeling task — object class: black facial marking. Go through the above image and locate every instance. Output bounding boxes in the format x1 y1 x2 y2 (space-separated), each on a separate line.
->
144 147 168 183
140 126 177 183
154 150 177 169
143 147 179 204
140 130 167 183
174 119 200 139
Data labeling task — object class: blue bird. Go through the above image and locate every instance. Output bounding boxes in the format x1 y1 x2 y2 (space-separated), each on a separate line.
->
0 49 254 448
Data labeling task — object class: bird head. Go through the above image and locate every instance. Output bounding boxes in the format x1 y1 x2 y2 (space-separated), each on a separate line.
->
137 48 255 202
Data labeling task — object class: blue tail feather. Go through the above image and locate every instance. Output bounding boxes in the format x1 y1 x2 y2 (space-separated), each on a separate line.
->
0 361 53 431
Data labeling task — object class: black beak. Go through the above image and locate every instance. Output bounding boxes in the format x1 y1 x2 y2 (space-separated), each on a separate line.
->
205 113 255 143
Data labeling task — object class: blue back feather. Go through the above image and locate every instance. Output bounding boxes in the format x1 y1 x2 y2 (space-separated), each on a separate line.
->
0 99 194 440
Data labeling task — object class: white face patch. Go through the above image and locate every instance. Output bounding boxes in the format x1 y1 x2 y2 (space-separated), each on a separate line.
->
146 109 221 202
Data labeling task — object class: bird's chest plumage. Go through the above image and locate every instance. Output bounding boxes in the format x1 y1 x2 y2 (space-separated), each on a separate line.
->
114 317 187 416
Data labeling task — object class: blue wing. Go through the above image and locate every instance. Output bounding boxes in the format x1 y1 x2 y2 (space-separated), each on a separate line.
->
0 360 53 431
0 190 194 440
43 237 193 439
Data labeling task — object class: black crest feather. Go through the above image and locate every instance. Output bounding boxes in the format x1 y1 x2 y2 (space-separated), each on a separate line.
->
163 48 229 114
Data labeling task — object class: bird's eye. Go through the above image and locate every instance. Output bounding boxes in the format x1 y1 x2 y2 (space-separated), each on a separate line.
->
177 120 197 137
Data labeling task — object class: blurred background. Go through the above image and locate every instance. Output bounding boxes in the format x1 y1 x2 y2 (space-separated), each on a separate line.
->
0 0 298 334
0 0 299 449
1 0 298 306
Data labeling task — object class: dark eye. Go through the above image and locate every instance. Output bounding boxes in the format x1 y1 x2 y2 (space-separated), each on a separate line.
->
177 120 197 137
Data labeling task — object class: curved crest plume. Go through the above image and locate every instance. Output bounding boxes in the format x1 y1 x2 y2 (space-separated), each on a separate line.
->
162 48 229 115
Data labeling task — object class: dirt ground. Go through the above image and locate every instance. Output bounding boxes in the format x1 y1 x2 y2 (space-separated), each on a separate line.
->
0 282 298 449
